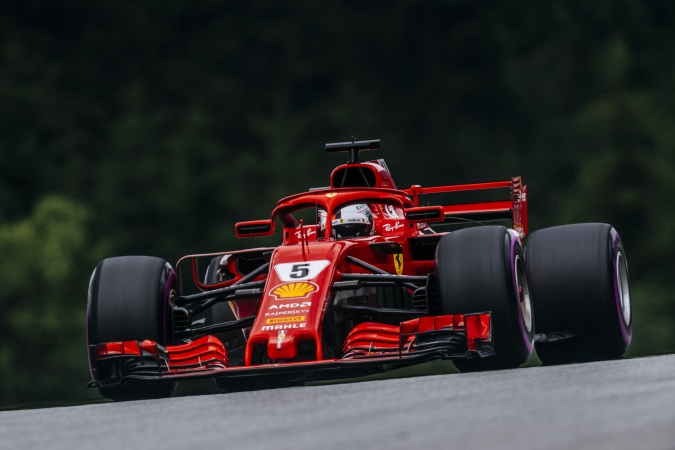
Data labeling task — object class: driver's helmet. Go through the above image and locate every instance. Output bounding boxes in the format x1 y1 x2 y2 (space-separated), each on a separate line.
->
319 204 373 238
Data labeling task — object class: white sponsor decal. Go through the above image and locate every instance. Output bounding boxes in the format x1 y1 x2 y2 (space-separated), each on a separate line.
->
262 323 307 331
294 228 316 239
265 309 310 317
274 260 330 282
268 302 312 310
383 221 404 232
277 330 287 350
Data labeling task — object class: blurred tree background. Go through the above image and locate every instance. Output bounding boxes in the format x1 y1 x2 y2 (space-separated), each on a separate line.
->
1 0 674 407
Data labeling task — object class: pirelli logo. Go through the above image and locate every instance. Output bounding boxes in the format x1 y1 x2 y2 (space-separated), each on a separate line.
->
265 316 306 325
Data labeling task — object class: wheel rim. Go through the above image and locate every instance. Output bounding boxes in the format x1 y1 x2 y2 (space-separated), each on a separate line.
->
616 251 631 326
515 255 533 332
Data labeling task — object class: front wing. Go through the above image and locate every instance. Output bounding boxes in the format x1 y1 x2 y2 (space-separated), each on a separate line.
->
88 313 492 389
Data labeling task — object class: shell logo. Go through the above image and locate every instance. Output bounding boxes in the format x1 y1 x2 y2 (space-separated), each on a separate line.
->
270 282 318 300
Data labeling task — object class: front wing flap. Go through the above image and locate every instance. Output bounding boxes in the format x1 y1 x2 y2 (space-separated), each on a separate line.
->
88 313 492 389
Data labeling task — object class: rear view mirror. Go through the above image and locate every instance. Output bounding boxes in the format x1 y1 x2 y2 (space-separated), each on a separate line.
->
235 220 275 237
405 206 444 223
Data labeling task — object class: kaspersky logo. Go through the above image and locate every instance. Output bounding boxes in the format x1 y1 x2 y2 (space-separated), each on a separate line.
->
269 282 318 300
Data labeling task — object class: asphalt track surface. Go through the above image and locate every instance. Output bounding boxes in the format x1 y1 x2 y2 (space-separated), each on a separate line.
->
2 354 675 450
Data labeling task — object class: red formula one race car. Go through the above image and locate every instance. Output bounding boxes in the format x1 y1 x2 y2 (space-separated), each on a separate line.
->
86 139 632 401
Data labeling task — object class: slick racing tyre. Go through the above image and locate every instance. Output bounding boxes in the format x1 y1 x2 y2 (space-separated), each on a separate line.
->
87 256 177 401
435 226 534 371
526 223 631 365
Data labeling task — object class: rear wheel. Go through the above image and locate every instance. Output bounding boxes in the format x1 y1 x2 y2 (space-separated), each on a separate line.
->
87 256 177 401
526 223 631 364
435 226 534 371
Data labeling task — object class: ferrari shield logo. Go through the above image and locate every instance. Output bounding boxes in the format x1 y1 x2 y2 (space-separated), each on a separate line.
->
393 253 403 275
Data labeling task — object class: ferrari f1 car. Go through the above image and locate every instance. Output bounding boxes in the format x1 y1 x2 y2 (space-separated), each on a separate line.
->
86 139 632 401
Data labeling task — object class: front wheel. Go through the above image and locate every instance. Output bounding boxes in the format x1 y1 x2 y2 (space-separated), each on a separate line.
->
435 226 534 371
86 255 177 400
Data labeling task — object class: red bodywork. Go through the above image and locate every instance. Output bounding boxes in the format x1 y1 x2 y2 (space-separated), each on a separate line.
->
90 154 526 388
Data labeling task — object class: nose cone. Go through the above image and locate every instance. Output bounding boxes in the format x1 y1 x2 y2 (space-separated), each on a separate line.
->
245 242 344 365
267 327 314 361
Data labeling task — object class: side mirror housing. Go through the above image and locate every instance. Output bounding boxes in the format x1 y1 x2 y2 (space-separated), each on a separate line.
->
405 206 444 223
235 220 275 237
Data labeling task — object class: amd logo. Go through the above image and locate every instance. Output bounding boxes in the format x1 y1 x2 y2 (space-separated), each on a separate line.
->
268 302 311 310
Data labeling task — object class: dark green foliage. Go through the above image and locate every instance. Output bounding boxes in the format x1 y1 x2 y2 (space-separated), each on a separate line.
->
0 197 106 406
1 1 674 406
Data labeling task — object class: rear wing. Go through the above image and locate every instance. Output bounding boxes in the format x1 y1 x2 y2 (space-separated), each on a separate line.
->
404 177 528 237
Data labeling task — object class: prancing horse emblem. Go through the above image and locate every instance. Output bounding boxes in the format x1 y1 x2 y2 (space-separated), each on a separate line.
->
393 253 403 275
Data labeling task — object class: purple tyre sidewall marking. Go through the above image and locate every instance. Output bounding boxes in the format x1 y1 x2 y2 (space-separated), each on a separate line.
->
85 268 96 379
85 259 176 382
509 232 533 352
611 228 632 346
